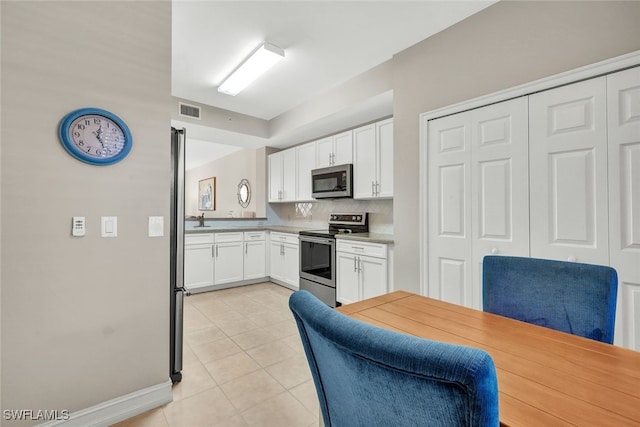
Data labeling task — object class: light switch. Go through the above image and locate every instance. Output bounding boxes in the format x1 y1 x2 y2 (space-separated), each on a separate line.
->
148 216 164 237
101 216 118 237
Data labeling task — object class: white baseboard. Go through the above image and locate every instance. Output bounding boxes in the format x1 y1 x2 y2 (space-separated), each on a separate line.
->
37 380 173 427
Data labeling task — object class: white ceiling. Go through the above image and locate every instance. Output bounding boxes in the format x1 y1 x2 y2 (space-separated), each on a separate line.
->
172 1 495 160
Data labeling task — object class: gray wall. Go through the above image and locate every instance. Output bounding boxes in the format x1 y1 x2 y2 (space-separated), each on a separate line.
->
186 149 261 218
1 1 171 424
391 0 640 293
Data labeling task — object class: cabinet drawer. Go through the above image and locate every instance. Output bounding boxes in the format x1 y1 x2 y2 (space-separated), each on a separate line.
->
185 234 214 245
244 231 266 241
336 240 387 258
270 232 299 245
215 232 243 243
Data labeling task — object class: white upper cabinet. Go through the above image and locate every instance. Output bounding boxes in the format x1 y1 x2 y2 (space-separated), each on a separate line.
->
296 141 316 201
268 149 296 202
316 130 353 168
353 118 393 199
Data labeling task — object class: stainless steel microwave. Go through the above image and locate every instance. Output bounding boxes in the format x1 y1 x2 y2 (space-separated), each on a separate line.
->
311 164 353 199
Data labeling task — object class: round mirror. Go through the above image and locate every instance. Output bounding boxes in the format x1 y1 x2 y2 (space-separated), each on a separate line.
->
237 179 251 208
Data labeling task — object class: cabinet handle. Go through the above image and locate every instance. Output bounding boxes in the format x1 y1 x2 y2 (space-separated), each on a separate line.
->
212 245 214 258
352 246 365 252
216 244 218 258
331 153 335 165
329 153 333 165
371 181 375 197
358 257 362 273
245 242 248 254
354 256 357 272
376 181 380 196
281 243 284 256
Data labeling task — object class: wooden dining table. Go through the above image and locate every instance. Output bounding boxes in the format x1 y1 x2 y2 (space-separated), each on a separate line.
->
337 291 640 426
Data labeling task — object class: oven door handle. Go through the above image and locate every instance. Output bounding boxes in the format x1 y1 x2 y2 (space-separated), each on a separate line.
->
299 235 335 246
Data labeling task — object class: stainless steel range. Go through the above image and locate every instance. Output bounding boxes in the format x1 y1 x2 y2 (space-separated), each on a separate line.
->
299 213 368 307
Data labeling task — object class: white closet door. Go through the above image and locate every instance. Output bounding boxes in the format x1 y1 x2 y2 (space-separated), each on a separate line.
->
529 77 609 265
428 113 472 306
471 97 530 309
608 66 640 350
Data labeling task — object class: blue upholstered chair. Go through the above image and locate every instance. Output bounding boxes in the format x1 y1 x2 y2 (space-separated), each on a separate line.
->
482 255 618 344
289 290 499 427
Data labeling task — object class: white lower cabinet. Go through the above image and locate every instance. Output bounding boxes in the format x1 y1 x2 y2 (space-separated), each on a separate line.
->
244 231 266 280
214 232 244 285
185 231 269 292
269 232 299 289
184 234 214 291
336 240 388 305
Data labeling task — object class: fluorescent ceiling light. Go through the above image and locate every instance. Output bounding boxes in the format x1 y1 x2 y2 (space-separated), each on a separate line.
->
218 42 285 96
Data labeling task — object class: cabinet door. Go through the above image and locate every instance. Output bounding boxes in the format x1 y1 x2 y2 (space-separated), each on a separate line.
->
353 124 377 199
296 142 316 201
268 153 283 202
184 244 214 290
529 77 609 265
214 242 243 285
333 130 353 165
269 242 284 282
282 243 299 289
607 66 640 349
282 148 297 202
336 252 359 304
377 119 394 198
316 136 334 168
244 241 266 280
360 256 388 300
428 112 473 307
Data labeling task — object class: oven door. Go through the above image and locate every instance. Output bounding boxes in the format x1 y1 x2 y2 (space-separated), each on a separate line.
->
299 235 335 288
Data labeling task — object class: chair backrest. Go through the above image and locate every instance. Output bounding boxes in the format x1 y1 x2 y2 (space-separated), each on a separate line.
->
289 290 499 427
482 256 618 343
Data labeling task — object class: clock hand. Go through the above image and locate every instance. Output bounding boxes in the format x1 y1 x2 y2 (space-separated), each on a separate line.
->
95 126 105 148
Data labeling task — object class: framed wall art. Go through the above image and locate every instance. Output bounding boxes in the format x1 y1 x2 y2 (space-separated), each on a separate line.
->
198 177 216 211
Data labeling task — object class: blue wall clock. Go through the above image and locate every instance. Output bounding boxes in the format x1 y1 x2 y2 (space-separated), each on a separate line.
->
59 107 132 165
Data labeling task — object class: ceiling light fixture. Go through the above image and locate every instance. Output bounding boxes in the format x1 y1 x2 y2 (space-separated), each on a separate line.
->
217 42 285 96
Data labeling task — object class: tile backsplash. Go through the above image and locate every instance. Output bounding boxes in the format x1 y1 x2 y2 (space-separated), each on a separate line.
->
269 198 393 234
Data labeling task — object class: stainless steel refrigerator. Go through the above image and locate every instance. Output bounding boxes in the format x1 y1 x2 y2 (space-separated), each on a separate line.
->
170 127 186 383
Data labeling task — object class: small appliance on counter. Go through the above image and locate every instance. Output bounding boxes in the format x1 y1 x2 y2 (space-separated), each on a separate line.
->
299 213 368 307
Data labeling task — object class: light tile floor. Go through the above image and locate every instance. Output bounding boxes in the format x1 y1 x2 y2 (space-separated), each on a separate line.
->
113 282 319 427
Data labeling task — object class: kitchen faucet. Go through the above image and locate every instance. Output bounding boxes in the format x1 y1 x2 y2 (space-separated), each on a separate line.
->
197 213 205 227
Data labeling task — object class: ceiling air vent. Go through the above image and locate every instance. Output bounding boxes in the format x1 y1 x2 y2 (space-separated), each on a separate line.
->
179 102 201 120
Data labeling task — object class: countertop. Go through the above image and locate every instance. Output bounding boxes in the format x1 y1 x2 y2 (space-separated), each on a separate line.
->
185 226 394 244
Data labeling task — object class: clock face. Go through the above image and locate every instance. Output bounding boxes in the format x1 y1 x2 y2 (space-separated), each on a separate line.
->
59 108 132 165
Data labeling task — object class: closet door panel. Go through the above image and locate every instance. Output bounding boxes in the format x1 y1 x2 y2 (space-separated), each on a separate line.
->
428 113 472 306
471 97 530 308
608 66 640 349
529 77 609 264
